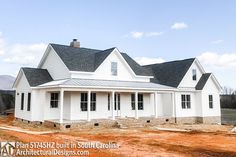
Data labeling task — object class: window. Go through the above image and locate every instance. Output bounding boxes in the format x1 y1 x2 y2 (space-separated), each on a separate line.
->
192 69 197 80
21 93 24 110
115 93 120 110
209 95 213 109
90 93 96 111
131 93 144 110
181 94 191 109
81 93 88 111
138 94 143 110
111 62 118 76
50 93 59 108
108 94 110 111
80 93 97 111
131 94 135 110
27 93 31 111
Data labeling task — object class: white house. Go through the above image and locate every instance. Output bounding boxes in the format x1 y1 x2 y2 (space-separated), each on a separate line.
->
13 39 222 128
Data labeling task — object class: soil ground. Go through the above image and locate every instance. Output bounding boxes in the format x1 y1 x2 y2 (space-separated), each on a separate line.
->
0 115 236 157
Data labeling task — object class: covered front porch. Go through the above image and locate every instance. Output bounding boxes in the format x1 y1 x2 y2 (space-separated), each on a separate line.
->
38 78 176 124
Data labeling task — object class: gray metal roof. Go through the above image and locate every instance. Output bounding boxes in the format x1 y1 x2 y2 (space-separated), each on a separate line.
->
22 68 53 87
50 44 152 76
39 78 174 90
143 58 195 87
195 73 211 90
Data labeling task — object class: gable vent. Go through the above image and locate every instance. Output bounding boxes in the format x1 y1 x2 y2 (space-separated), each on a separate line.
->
70 39 80 48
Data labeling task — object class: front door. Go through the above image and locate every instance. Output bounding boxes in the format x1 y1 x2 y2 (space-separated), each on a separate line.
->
115 93 121 117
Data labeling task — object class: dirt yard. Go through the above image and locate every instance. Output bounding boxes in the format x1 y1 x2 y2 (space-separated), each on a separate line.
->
0 115 236 157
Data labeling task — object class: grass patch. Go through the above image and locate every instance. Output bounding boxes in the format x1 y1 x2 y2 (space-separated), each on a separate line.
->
221 108 236 125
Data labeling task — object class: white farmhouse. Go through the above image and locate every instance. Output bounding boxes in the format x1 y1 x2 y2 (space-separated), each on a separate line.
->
13 39 221 128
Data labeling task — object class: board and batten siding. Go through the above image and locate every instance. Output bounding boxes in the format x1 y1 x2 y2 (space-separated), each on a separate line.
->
201 77 221 117
70 50 151 82
14 72 32 121
175 92 198 118
178 61 204 88
40 48 70 80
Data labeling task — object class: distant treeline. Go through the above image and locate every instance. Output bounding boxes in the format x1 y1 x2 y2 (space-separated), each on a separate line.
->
0 90 15 113
220 95 236 109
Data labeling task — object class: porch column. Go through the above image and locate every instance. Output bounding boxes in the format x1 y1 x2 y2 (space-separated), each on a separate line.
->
172 92 177 123
135 92 139 119
87 91 91 121
112 91 115 120
154 92 158 118
59 89 64 123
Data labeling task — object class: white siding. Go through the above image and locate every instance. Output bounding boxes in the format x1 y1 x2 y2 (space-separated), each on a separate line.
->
43 92 60 120
175 92 198 117
14 73 32 121
70 50 150 82
41 48 70 80
201 77 221 117
179 61 204 88
63 92 71 119
162 94 173 116
31 89 45 121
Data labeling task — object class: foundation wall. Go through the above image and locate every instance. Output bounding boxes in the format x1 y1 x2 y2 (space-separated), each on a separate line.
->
16 116 221 130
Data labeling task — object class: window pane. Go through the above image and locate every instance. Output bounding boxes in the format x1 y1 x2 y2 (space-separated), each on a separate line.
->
187 102 191 108
21 93 24 110
131 94 135 101
192 69 197 80
27 93 31 111
51 93 54 100
55 93 58 100
138 102 143 110
187 95 190 101
209 95 213 101
181 95 185 101
138 94 143 101
111 62 118 76
108 94 110 111
182 102 185 109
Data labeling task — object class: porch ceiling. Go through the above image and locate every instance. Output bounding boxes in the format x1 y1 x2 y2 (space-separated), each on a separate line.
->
38 78 175 90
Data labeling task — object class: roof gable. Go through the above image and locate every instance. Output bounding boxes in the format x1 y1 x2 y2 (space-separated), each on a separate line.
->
50 44 152 77
50 44 102 72
22 68 53 87
143 58 195 87
195 73 221 91
195 73 211 90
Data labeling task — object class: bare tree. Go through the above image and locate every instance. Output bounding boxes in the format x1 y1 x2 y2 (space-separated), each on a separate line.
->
222 86 235 95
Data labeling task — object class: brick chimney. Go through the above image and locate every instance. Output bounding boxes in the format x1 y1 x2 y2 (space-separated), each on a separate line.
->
70 39 80 48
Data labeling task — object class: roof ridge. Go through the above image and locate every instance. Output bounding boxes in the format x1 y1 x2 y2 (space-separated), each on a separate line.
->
50 43 102 52
143 58 196 67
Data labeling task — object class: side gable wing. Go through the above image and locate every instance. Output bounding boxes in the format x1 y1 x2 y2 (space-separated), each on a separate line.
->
196 73 221 91
143 58 195 87
38 44 70 79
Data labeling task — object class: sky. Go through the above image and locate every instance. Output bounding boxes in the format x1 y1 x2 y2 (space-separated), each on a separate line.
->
0 0 236 88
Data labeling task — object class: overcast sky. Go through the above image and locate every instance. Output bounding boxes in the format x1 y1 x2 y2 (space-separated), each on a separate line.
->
0 0 236 88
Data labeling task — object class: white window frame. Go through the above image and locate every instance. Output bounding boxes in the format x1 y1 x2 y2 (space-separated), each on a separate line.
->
111 62 118 76
181 94 191 109
209 95 213 109
50 93 59 108
192 69 197 81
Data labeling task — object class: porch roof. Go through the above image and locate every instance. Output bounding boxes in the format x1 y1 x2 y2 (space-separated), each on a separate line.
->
37 78 175 91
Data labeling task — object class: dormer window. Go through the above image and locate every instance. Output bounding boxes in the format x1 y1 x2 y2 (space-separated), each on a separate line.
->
111 62 118 76
192 69 197 80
